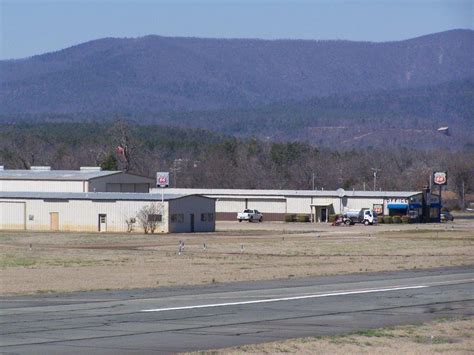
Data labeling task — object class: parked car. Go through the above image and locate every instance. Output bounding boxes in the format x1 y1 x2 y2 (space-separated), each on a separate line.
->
440 211 454 222
237 209 263 222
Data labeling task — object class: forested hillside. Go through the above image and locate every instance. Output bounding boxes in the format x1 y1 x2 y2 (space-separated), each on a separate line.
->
0 122 472 205
3 78 472 149
149 79 474 149
1 30 473 114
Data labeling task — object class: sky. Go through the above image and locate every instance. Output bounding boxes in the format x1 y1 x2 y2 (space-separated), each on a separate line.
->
0 0 472 60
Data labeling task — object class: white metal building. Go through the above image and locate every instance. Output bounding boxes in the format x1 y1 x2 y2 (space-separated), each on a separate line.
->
0 192 215 233
152 188 422 222
0 167 154 193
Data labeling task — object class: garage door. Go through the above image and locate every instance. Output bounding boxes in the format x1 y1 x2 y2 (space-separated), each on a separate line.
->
0 202 26 230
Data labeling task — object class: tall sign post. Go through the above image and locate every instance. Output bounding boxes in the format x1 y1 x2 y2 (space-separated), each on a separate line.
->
156 172 170 204
371 168 381 191
433 172 447 222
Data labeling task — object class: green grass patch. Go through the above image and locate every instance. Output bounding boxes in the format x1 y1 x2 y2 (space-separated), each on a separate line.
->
0 254 101 268
412 335 458 344
394 229 442 235
0 254 38 267
355 328 396 338
42 258 100 267
329 336 362 345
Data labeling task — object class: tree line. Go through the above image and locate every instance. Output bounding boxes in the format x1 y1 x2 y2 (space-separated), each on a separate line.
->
0 121 472 208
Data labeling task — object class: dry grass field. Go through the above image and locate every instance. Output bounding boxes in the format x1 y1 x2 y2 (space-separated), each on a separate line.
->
0 217 473 295
196 317 474 354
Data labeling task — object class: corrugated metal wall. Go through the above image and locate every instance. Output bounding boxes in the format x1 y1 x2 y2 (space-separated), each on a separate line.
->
105 183 149 193
0 201 25 230
286 197 313 214
0 196 216 233
91 173 153 192
168 196 215 233
0 173 153 193
0 198 170 233
247 198 286 213
217 198 246 213
344 197 385 212
0 180 85 192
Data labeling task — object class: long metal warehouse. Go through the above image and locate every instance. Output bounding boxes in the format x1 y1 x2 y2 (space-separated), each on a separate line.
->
151 188 431 222
0 166 154 193
0 192 215 233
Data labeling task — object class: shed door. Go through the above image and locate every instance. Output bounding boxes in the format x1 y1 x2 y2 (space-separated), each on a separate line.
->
98 214 107 232
190 214 195 233
0 202 26 230
321 208 328 223
50 212 59 231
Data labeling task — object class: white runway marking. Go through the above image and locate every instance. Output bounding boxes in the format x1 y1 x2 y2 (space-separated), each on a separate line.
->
141 285 428 313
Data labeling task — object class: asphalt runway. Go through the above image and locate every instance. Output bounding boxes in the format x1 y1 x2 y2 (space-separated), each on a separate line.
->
1 266 473 354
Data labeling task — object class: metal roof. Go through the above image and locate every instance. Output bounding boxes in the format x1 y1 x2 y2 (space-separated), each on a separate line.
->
151 188 420 198
0 169 122 181
0 191 204 201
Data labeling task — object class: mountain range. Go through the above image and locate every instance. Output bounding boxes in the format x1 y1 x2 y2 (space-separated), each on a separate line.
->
0 29 473 149
1 29 473 114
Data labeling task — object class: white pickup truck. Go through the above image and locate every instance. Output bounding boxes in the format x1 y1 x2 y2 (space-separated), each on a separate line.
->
237 209 263 222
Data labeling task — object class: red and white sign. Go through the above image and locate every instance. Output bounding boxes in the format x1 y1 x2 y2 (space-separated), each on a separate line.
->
433 172 447 185
373 204 383 215
156 172 169 188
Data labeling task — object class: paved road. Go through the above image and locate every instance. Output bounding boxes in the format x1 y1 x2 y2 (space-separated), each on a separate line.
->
1 266 473 354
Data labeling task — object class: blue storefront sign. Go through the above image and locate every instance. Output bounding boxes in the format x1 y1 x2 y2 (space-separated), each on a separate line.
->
387 203 408 210
387 198 409 211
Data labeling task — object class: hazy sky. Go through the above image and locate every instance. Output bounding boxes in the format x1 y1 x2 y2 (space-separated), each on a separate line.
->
1 0 472 59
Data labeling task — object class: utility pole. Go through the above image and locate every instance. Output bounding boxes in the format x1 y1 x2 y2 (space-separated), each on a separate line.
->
371 168 381 191
462 180 465 211
171 159 182 188
312 173 315 190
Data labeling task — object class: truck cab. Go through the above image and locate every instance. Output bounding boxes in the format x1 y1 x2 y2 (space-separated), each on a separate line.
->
363 209 378 225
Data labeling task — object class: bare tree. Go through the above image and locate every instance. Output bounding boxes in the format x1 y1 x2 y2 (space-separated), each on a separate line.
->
1 133 43 169
112 119 134 172
136 203 164 234
446 154 474 209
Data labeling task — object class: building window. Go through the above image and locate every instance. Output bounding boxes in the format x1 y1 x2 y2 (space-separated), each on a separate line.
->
148 214 162 222
171 214 184 223
201 213 214 222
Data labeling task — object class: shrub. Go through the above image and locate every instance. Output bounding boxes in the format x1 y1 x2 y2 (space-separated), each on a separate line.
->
383 216 393 224
328 214 337 223
284 214 296 222
296 214 310 222
377 216 384 224
136 203 164 234
392 216 402 224
401 216 411 224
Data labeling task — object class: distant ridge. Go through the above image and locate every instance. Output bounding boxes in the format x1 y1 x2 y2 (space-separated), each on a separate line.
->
1 29 473 114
